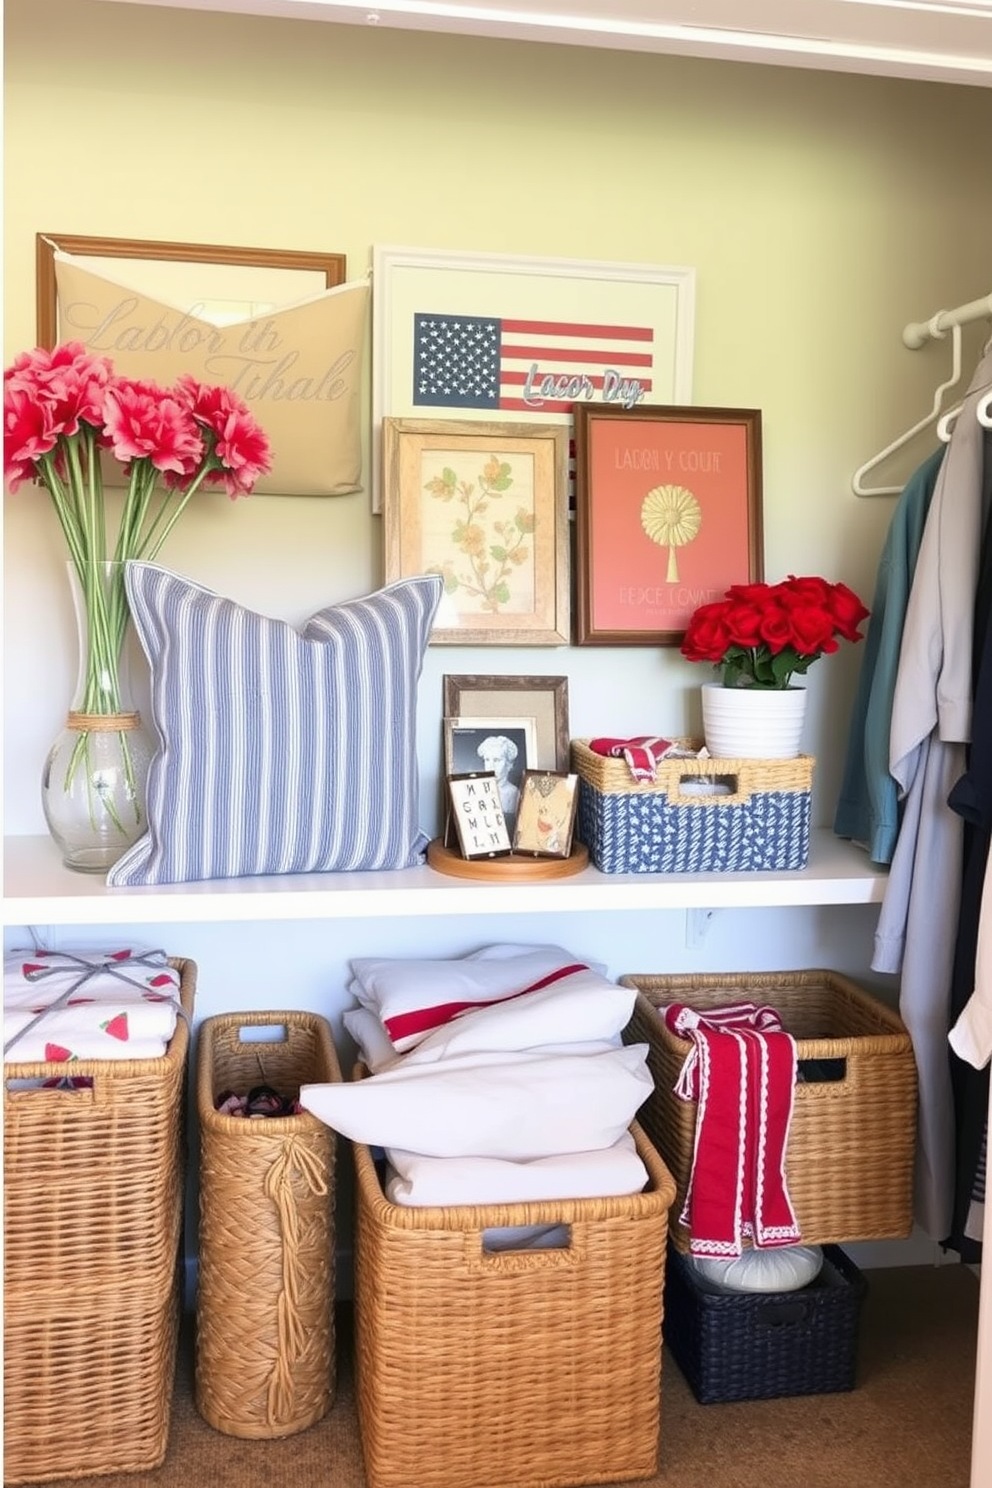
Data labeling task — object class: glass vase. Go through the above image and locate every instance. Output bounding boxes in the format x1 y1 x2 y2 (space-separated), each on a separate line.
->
41 561 155 873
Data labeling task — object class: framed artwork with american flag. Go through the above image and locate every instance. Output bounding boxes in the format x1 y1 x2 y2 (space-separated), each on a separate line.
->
371 246 695 513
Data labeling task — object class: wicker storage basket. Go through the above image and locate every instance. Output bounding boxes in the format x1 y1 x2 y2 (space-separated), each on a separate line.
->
571 738 814 873
4 1269 182 1483
195 1011 342 1440
353 1122 677 1488
620 970 917 1252
3 956 195 1485
663 1243 867 1404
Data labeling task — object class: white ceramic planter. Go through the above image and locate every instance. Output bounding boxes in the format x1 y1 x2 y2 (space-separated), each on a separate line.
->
700 682 807 760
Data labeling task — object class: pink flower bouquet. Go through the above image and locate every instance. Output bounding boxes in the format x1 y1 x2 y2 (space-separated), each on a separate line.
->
4 341 272 852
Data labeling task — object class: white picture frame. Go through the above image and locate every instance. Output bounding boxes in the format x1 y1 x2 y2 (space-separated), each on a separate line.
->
447 774 513 860
371 244 696 512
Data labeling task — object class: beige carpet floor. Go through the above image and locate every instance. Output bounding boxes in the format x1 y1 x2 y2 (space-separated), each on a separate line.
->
18 1262 979 1488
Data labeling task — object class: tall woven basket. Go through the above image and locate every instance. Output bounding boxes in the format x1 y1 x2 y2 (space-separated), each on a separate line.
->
3 956 196 1485
195 1010 342 1439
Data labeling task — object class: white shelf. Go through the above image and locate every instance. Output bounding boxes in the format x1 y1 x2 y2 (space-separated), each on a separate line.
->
2 830 888 928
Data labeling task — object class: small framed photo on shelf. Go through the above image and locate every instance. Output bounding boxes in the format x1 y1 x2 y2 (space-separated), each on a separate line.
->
443 716 538 835
512 771 579 859
442 674 570 772
573 403 763 646
447 774 513 859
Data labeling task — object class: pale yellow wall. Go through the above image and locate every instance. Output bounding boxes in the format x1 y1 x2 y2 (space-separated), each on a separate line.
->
4 0 992 832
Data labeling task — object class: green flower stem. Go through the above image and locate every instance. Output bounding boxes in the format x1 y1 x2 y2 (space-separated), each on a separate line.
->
62 560 139 836
36 424 227 842
35 454 87 573
136 451 218 562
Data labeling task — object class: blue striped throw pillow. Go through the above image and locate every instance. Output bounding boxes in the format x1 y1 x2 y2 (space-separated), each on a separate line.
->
106 564 443 886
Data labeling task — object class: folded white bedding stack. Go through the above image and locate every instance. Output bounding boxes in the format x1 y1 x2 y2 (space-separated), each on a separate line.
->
3 947 184 1065
300 944 653 1208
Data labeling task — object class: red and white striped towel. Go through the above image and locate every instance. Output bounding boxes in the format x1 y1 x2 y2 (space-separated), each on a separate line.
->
665 1001 801 1257
588 736 691 781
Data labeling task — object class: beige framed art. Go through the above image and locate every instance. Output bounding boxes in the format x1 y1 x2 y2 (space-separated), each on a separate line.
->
442 674 570 771
383 418 570 645
35 233 368 497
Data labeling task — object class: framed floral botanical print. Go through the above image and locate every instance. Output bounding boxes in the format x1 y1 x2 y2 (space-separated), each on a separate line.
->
383 417 570 645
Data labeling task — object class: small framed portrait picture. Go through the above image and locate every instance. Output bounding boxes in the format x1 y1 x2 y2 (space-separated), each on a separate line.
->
443 716 537 835
447 774 513 859
512 771 579 859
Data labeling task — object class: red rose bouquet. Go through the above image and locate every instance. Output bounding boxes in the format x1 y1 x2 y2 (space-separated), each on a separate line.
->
681 575 870 690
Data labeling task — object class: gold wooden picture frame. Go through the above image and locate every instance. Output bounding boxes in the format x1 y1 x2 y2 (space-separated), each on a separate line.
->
383 418 570 645
512 770 579 858
36 233 346 348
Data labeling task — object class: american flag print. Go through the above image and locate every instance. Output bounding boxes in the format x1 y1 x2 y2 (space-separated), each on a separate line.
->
413 312 654 414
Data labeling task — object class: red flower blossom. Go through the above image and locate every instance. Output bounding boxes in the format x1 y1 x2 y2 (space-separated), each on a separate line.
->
681 574 870 689
175 373 272 497
104 380 204 477
208 407 273 497
4 384 57 490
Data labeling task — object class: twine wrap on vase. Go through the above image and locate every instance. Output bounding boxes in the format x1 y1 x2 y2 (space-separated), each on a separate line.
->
66 710 141 731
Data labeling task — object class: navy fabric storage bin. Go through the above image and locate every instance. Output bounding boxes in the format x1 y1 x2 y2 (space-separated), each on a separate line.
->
663 1243 867 1404
570 740 813 874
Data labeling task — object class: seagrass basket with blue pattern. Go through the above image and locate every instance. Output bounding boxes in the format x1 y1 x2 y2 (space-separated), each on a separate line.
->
570 739 814 874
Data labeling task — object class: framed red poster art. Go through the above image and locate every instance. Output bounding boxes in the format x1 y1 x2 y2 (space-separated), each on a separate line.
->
574 404 763 646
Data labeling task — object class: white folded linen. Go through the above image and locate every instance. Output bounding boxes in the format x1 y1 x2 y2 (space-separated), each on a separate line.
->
4 947 181 1009
4 1032 177 1063
300 1043 653 1159
400 975 631 1065
344 975 630 1073
383 1130 649 1206
347 945 622 1053
343 1006 401 1072
4 947 182 1063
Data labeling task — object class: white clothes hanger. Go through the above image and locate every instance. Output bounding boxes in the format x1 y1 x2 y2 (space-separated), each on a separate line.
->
938 328 992 442
852 320 963 496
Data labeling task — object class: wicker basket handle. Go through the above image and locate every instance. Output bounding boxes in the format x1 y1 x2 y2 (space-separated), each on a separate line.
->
666 771 750 806
462 1225 585 1274
4 1072 115 1106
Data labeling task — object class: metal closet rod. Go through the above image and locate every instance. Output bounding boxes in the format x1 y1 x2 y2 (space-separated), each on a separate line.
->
903 292 992 350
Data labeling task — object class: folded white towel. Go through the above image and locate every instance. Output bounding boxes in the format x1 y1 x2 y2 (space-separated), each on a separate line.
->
348 945 622 1054
384 1130 649 1206
301 1044 653 1160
